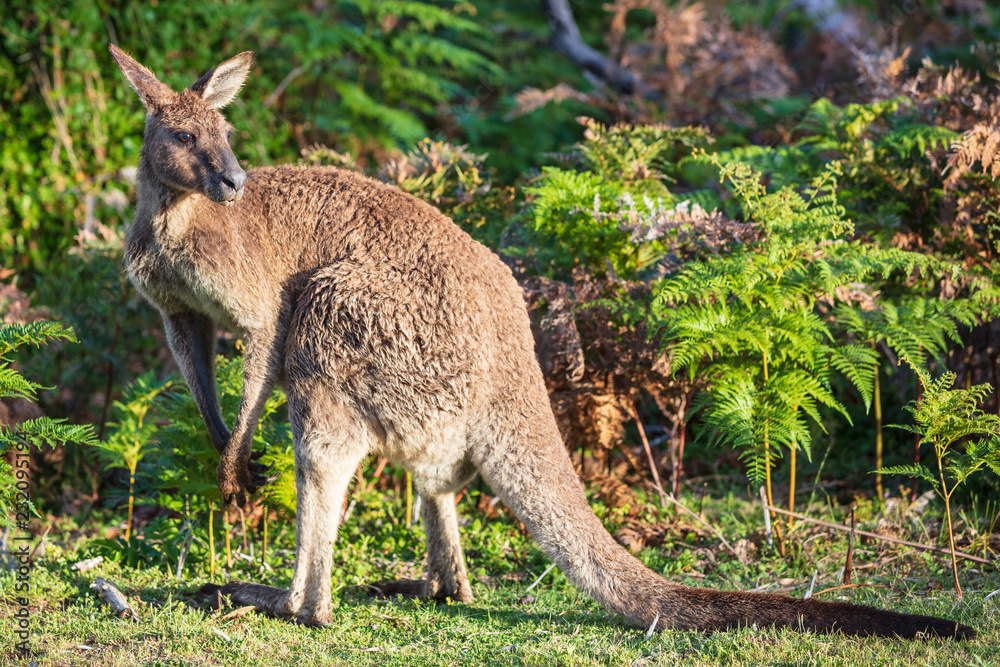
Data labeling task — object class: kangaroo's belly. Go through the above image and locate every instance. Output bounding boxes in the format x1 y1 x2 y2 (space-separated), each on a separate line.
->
374 412 478 495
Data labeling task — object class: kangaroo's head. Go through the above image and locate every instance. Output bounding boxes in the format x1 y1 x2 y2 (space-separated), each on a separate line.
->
110 45 252 206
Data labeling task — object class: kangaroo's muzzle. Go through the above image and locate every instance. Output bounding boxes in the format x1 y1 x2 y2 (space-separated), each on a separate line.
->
217 168 246 205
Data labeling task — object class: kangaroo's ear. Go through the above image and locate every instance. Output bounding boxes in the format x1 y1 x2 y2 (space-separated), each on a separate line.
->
109 44 175 112
189 52 253 109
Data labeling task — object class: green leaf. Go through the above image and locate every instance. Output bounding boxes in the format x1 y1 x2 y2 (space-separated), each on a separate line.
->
874 464 939 489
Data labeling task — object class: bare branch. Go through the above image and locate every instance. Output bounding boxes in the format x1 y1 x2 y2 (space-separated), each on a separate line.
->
540 0 645 96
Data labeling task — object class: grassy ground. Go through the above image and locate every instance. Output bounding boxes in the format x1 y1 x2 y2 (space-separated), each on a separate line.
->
1 489 998 666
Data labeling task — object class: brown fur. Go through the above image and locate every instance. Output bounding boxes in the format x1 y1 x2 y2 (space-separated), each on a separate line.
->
110 45 976 640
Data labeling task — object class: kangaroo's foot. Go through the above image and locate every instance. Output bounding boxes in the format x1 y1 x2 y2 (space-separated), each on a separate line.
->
369 577 474 603
427 567 475 603
369 578 427 599
198 581 286 612
198 581 330 626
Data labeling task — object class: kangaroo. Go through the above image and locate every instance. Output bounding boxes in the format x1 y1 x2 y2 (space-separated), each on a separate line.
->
110 44 976 640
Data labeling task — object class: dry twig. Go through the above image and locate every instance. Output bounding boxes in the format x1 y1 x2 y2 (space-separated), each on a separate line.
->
813 583 887 597
628 397 666 507
843 507 855 586
766 505 992 564
219 605 259 621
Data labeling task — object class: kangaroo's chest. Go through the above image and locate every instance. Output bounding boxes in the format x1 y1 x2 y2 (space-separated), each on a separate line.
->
125 223 247 330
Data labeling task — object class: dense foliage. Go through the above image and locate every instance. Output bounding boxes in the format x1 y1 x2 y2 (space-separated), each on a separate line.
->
2 0 999 623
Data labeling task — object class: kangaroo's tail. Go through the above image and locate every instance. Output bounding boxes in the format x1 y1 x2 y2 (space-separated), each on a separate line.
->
473 391 976 640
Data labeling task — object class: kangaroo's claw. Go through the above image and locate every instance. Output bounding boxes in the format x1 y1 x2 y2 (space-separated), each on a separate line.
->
248 461 274 475
248 471 281 492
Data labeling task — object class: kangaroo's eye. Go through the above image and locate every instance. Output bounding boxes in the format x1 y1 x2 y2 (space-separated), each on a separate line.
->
226 131 232 140
176 132 193 143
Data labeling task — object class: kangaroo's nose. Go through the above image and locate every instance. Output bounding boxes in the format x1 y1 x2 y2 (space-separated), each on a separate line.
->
219 169 246 202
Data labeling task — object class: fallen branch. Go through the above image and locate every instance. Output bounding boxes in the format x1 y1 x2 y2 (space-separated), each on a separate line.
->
766 505 992 564
71 556 104 573
90 577 137 619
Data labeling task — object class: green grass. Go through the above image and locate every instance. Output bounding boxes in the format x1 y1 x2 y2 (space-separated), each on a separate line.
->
1 489 998 666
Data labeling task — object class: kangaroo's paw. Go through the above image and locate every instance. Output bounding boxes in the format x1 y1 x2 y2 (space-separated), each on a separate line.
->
217 453 280 507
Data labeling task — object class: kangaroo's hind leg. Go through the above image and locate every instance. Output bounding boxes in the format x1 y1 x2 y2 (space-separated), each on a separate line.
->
371 490 474 603
201 385 369 626
285 391 370 624
423 491 474 602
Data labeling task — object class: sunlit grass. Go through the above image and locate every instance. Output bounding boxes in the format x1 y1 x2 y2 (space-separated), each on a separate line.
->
2 488 997 666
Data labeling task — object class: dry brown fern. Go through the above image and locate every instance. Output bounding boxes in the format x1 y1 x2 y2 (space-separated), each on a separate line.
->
520 269 692 491
514 0 795 127
606 0 796 125
946 112 1000 186
856 46 912 101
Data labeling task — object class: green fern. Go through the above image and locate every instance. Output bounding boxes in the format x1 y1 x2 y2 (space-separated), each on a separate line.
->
524 118 711 278
0 322 97 527
96 371 174 548
93 354 294 571
650 157 947 526
575 118 710 182
702 96 960 246
834 296 969 499
877 361 1000 596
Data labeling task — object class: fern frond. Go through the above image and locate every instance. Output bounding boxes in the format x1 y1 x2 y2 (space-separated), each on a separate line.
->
0 321 77 355
874 463 939 488
0 367 46 401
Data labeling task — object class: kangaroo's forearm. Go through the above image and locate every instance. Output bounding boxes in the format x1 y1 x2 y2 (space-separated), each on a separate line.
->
162 311 231 452
225 319 286 459
215 317 286 501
